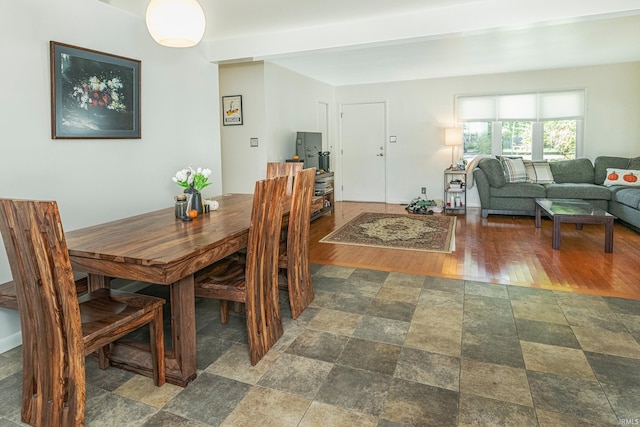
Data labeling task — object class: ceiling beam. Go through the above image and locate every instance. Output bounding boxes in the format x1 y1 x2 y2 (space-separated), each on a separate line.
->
205 0 640 63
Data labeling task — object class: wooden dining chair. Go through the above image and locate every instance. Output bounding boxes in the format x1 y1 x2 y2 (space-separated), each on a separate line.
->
277 167 316 319
266 161 303 195
194 176 287 365
0 199 166 427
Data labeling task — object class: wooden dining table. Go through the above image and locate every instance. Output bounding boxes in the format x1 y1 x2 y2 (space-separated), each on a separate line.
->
66 193 258 386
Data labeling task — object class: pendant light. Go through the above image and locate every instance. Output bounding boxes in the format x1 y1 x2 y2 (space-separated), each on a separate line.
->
146 0 206 48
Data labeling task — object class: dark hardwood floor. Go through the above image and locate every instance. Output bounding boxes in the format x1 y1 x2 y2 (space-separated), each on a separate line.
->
309 202 640 300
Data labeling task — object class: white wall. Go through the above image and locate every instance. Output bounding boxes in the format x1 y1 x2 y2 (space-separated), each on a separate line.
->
336 62 640 206
264 63 335 162
219 62 334 193
219 62 266 194
0 0 222 352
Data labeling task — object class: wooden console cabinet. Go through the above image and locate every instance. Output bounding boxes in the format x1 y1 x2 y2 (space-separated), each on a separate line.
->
311 172 334 220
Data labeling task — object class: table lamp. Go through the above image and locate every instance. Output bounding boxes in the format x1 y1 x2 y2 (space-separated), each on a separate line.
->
444 128 463 170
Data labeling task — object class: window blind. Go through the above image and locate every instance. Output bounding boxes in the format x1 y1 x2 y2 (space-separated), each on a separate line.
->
539 91 584 120
456 90 584 122
457 96 495 122
498 94 537 120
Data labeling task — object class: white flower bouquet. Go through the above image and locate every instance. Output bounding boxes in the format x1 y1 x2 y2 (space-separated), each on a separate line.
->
172 166 212 192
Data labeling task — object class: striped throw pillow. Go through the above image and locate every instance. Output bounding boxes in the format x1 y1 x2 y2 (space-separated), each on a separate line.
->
501 157 528 183
524 160 555 184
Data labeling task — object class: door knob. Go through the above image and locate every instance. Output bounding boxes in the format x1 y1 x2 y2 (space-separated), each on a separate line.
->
376 153 384 157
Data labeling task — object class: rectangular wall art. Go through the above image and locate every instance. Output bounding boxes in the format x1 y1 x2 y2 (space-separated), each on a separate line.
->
222 95 243 126
50 41 141 139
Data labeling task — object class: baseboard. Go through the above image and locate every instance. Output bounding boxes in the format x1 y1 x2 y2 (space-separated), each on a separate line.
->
0 331 22 354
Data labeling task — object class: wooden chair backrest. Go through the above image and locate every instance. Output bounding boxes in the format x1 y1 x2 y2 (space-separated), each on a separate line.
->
244 176 287 360
0 199 84 426
285 168 316 318
287 168 315 268
266 162 303 195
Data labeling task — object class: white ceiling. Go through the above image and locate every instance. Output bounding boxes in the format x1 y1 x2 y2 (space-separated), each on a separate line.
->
102 0 640 86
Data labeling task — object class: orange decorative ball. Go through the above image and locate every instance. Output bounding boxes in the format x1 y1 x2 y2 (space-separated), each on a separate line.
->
187 209 198 218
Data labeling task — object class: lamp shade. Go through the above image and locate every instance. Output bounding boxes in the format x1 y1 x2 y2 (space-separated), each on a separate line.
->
146 0 206 48
444 128 463 146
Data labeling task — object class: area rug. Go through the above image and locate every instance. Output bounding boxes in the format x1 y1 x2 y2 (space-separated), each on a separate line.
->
320 212 456 253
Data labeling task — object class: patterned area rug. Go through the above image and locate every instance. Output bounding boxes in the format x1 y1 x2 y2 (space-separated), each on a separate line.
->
320 212 456 253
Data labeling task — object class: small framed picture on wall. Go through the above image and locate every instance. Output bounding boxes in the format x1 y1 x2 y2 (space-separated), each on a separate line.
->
222 95 243 126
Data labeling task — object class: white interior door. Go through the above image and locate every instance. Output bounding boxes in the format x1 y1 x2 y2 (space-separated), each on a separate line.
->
341 102 386 202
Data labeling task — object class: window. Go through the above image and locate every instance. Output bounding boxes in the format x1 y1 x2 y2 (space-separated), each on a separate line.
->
456 90 584 161
543 120 577 160
501 121 532 159
462 122 492 157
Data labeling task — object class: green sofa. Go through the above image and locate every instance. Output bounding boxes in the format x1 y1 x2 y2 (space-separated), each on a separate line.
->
472 155 640 230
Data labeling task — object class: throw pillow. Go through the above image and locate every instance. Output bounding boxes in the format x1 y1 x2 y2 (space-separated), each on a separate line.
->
603 168 640 187
524 160 555 184
501 157 528 183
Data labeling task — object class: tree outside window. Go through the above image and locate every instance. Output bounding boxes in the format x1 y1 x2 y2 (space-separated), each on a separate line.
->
502 121 532 159
462 120 578 161
543 120 576 160
462 122 492 160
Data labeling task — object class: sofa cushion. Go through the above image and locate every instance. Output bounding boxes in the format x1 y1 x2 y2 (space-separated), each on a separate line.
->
611 187 640 209
594 156 632 185
548 158 594 183
603 168 640 187
524 160 555 184
544 183 612 200
478 158 506 188
501 157 528 183
490 183 546 198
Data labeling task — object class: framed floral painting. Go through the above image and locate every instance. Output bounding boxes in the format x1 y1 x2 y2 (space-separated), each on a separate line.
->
50 41 141 139
222 95 243 126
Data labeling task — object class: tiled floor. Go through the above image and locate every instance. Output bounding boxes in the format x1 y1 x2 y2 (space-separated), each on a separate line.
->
1 265 640 426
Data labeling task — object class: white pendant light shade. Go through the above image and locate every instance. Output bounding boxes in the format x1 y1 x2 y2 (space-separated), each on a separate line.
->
146 0 206 48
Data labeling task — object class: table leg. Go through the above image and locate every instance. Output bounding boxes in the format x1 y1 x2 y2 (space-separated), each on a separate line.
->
552 218 561 250
87 273 110 291
169 276 197 384
101 275 198 387
604 219 614 253
535 204 541 228
88 274 112 368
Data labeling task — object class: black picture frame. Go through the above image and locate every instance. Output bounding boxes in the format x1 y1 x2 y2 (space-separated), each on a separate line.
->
50 41 141 139
222 95 243 126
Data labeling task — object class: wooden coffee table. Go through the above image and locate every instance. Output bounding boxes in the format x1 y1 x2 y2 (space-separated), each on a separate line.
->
534 198 616 253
